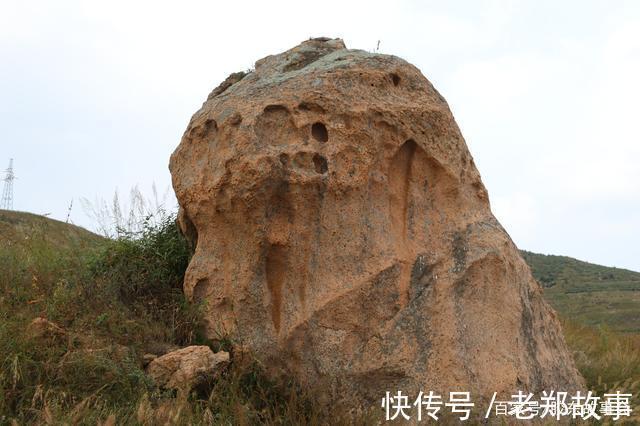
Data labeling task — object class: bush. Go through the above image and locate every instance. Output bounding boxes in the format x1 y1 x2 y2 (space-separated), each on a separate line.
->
0 211 206 423
85 213 204 346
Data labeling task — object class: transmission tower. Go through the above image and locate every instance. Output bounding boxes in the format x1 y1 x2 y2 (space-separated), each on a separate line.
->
1 159 15 210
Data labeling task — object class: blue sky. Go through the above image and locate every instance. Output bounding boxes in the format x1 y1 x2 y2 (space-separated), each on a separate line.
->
1 0 638 271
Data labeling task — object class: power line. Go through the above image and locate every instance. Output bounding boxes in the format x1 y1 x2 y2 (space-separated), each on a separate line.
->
1 159 15 210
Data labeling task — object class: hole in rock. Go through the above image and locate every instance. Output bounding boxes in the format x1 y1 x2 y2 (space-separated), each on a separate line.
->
311 122 328 142
264 104 289 114
265 244 287 332
313 154 328 174
192 278 209 302
229 112 242 126
389 139 417 240
391 73 401 86
298 101 325 113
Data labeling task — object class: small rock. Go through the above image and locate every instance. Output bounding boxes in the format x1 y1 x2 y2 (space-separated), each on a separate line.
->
98 414 116 426
146 346 229 392
27 317 65 340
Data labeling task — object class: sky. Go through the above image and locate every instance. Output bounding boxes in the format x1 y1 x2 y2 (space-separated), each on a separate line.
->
0 0 638 271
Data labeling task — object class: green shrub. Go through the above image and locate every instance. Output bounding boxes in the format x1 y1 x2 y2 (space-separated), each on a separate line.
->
0 211 206 423
84 213 204 346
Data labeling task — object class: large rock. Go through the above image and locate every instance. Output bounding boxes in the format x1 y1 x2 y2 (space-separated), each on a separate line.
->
169 38 583 406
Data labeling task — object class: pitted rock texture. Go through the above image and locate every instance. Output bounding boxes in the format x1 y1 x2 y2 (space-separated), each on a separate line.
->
169 38 583 406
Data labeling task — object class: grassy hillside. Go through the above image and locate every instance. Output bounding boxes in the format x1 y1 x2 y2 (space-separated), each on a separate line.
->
0 209 194 422
522 250 640 333
0 209 104 249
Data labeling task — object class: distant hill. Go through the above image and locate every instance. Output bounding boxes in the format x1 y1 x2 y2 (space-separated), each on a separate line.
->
0 209 103 250
522 250 640 333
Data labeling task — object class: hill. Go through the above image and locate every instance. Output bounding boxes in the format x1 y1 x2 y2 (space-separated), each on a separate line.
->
0 210 200 423
522 250 640 333
0 209 104 249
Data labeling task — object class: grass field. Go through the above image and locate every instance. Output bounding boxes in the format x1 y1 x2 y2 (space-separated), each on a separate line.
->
1 209 639 423
523 250 640 333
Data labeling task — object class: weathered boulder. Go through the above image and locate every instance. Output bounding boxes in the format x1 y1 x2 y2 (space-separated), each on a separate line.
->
146 346 229 392
169 38 583 406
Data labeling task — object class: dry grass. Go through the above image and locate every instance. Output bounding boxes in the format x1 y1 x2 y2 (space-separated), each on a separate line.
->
562 319 640 423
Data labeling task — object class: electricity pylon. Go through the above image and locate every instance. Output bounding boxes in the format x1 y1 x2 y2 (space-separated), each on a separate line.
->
1 159 15 210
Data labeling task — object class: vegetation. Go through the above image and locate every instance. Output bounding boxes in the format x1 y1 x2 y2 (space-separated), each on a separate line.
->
1 210 639 423
523 250 640 333
562 320 640 423
526 251 640 421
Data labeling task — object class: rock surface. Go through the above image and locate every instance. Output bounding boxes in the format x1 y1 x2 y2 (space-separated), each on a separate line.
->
146 346 229 392
169 38 584 406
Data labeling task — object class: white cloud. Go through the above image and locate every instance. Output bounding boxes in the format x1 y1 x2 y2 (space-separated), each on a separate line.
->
538 16 640 202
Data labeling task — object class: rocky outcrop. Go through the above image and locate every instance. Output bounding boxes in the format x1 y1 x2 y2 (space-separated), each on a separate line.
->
146 346 229 392
169 38 584 407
